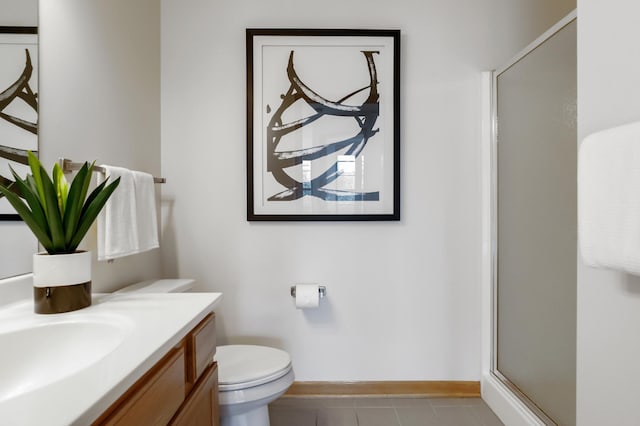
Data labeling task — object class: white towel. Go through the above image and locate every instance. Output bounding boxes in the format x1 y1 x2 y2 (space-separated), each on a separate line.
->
578 121 640 275
97 166 159 261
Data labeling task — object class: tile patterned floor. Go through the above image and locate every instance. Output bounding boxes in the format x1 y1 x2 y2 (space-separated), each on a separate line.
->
269 396 504 426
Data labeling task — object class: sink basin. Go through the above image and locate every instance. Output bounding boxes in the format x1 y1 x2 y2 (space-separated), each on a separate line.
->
0 317 130 402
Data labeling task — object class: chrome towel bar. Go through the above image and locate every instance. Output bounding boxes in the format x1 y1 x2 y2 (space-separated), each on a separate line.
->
59 158 166 183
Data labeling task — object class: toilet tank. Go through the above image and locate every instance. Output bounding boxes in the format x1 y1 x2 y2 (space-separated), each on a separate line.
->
114 279 195 294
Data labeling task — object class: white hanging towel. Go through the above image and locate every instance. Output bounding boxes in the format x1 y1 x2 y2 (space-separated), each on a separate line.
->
578 121 640 275
97 165 159 261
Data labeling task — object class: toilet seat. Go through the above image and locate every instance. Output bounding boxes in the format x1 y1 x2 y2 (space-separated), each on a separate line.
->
216 345 292 391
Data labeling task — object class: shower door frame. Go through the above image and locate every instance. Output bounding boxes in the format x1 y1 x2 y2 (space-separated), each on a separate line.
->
481 9 577 426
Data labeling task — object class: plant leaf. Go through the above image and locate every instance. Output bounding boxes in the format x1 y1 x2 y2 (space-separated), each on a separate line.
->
78 162 94 213
63 161 95 247
53 163 69 216
27 151 47 213
0 185 54 251
62 162 92 245
25 175 39 196
9 166 50 241
68 177 120 251
38 163 66 252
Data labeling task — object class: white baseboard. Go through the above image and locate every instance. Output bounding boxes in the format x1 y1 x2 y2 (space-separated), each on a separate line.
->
482 374 545 426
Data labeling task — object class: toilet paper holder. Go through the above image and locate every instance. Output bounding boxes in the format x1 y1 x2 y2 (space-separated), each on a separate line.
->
290 285 326 299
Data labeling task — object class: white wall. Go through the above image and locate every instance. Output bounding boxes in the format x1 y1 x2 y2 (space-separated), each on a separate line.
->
577 1 640 424
38 0 162 292
161 0 574 381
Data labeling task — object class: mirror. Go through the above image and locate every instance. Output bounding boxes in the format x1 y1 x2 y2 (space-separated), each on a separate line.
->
0 0 38 279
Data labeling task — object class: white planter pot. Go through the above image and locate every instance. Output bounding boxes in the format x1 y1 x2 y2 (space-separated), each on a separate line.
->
33 251 92 314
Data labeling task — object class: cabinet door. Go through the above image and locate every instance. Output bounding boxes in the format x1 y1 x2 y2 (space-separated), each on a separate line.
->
97 347 186 426
171 362 219 426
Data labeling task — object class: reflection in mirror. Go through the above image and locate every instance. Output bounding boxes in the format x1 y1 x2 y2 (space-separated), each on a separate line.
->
0 0 38 280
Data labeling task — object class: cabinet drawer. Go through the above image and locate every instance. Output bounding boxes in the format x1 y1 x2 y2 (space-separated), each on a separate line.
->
97 345 187 425
187 313 216 386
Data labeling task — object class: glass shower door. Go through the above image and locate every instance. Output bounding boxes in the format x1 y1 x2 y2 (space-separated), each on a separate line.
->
494 17 576 426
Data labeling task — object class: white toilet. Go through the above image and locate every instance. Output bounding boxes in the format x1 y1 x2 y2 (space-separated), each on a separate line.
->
216 344 294 426
115 279 295 426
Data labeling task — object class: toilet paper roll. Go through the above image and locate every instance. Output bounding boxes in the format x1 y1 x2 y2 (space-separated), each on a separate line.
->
294 284 320 309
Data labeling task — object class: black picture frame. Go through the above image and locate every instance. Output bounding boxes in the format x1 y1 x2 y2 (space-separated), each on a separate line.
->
247 28 400 221
0 26 38 221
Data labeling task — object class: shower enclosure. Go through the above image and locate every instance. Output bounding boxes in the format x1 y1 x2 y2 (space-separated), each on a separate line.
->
486 11 576 426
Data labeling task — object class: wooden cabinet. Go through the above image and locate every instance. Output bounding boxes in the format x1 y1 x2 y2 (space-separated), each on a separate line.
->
94 314 218 426
171 363 219 426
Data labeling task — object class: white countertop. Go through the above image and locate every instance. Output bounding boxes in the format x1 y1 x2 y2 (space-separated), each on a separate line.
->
0 291 222 425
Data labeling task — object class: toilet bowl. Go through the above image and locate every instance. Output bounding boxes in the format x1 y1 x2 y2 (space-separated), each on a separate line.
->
115 279 294 426
216 344 294 426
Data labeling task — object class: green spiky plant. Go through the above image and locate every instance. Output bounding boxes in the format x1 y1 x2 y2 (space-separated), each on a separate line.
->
0 152 120 254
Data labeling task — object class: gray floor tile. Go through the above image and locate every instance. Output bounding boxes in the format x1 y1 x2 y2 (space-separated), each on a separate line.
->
354 397 397 407
433 406 482 426
317 406 358 426
269 405 317 426
311 397 358 407
429 397 484 407
272 396 354 408
470 404 505 426
395 405 441 426
356 407 401 426
387 397 433 408
354 397 431 408
269 395 503 426
270 396 312 406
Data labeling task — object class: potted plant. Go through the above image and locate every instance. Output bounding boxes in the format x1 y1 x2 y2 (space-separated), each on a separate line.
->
0 152 120 314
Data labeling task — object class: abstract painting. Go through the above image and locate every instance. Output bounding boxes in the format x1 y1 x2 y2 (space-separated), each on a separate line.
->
0 26 38 220
247 29 400 221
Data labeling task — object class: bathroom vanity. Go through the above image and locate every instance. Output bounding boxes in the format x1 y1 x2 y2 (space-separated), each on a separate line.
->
0 291 222 425
94 313 219 425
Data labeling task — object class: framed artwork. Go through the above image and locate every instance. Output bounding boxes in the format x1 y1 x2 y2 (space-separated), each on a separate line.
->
247 29 400 221
0 26 38 220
